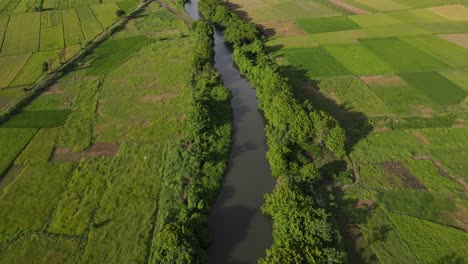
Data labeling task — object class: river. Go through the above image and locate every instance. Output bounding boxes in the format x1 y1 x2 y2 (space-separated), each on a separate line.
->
184 1 275 263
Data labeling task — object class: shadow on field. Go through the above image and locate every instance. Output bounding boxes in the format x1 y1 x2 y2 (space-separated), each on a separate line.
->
279 64 373 153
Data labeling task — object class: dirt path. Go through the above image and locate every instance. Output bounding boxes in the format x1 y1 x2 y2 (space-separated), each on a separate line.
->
328 0 368 14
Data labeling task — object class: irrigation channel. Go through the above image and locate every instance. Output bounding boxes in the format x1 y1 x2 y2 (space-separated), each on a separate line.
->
184 1 276 263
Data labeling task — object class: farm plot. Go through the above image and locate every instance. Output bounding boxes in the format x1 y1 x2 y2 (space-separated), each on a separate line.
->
62 8 85 45
440 69 468 92
316 76 390 115
349 12 401 27
280 47 351 78
116 0 138 12
68 0 100 8
363 75 443 115
429 4 468 21
10 49 62 86
90 3 119 28
0 12 40 56
325 44 394 75
76 6 103 40
15 128 59 165
0 128 36 175
309 29 369 45
40 10 64 51
297 16 361 34
0 88 23 108
387 212 468 263
439 33 468 48
1 110 71 128
86 35 149 75
0 164 73 243
352 0 409 11
398 72 467 106
388 8 449 23
266 35 319 49
0 234 79 264
0 14 9 46
0 53 31 88
359 37 449 72
401 35 468 67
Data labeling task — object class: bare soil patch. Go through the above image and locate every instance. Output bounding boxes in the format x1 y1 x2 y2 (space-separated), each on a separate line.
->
328 0 368 14
360 75 406 87
413 105 433 118
452 118 464 128
0 165 24 193
139 93 181 103
439 33 468 48
51 147 83 162
442 204 468 231
43 83 63 94
85 142 120 157
355 199 376 209
381 161 426 189
258 20 305 38
412 131 429 145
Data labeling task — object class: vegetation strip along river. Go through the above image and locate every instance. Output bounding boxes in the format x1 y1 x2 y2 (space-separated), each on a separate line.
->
184 1 275 263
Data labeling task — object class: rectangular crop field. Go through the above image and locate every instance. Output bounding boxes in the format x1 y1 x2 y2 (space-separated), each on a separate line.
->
281 47 351 78
352 0 409 11
0 164 73 243
349 13 401 27
364 75 442 115
41 10 62 28
76 6 103 40
399 72 467 105
62 8 85 45
11 49 61 86
310 29 369 45
401 35 468 67
90 3 119 28
0 128 37 175
1 12 40 56
1 110 71 128
40 26 64 50
68 0 100 8
297 16 361 34
429 4 468 21
359 37 449 72
0 15 9 47
116 0 138 13
0 53 31 88
325 44 394 75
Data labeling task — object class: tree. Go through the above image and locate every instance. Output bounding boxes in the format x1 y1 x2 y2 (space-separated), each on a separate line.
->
42 62 49 73
116 9 125 17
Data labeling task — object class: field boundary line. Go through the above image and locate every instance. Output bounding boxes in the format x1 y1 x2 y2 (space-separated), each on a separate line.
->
72 7 87 44
0 15 10 52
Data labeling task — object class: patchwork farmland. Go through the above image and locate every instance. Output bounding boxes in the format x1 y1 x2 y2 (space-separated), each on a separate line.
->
230 0 468 262
0 0 140 109
0 2 196 262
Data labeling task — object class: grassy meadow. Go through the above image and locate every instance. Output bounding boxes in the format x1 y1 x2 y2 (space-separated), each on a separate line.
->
0 0 142 109
0 3 193 263
231 0 468 262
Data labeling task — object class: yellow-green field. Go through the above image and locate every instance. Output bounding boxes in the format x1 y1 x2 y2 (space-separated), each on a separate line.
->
232 0 468 262
0 0 141 109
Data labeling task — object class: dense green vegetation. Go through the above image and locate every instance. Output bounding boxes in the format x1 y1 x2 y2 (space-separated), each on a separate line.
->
199 0 348 262
150 19 232 263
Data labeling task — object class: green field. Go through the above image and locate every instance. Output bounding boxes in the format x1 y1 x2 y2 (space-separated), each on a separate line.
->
232 0 468 262
297 16 361 34
280 47 351 78
325 44 394 75
360 37 449 72
0 4 195 263
1 12 40 55
62 8 85 45
76 6 103 40
399 72 467 105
